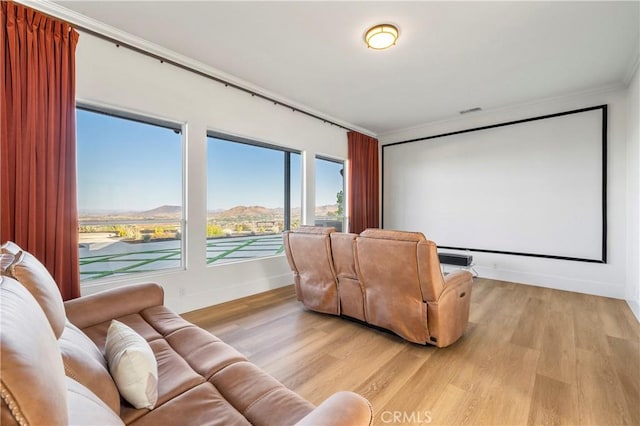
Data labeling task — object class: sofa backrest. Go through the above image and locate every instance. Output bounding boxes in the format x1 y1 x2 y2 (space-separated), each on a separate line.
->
0 245 121 414
0 276 124 425
416 240 446 302
358 229 445 301
59 320 122 413
2 250 66 338
283 226 340 314
356 229 429 342
356 229 444 342
0 276 69 425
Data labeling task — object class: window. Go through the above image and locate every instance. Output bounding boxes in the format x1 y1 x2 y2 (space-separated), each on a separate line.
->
206 134 301 264
76 107 183 282
315 156 345 232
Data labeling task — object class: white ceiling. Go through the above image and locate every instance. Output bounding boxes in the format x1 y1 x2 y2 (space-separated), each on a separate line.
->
55 1 639 136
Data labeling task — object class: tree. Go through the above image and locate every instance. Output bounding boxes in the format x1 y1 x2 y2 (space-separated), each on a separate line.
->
336 190 344 217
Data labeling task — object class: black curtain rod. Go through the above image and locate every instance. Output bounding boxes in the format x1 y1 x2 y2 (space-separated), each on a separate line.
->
73 24 355 132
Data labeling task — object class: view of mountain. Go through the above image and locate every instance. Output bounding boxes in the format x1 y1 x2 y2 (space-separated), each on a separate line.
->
80 205 182 220
80 204 340 220
138 205 183 217
212 205 274 219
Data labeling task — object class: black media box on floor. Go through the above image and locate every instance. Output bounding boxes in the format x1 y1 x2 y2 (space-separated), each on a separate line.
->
438 253 473 267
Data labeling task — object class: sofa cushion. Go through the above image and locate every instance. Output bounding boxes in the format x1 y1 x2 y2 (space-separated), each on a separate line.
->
3 250 66 338
66 377 124 426
164 326 247 380
210 361 314 425
105 320 159 410
0 277 68 425
120 338 207 424
59 320 121 413
129 383 251 426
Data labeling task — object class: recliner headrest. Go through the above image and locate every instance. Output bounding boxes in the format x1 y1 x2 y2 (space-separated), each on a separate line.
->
359 229 426 242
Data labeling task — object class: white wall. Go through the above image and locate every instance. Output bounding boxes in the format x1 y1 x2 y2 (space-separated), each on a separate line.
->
380 86 630 299
384 108 605 261
75 33 349 313
626 64 640 320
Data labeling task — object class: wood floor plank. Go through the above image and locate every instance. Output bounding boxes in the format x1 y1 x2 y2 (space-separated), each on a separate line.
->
183 279 640 426
536 309 577 384
597 297 640 341
353 344 432 413
576 348 632 425
427 384 472 425
510 296 548 349
295 335 406 403
467 342 539 425
607 335 640 425
470 283 529 325
379 345 465 418
527 374 579 425
573 293 613 356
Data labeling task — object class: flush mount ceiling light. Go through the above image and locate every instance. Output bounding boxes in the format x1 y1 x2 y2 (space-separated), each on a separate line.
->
364 24 399 50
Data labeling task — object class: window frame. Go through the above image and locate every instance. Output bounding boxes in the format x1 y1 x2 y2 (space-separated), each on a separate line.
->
205 131 302 265
75 103 187 284
314 154 346 231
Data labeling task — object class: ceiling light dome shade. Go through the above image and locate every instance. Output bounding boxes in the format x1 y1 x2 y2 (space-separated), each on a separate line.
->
365 24 399 50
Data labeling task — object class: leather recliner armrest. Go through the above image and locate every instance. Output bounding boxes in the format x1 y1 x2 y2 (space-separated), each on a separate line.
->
294 391 373 426
437 270 473 309
442 270 473 294
64 283 164 329
426 270 473 347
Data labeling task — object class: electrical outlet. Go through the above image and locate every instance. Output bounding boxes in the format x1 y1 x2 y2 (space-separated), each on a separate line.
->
178 287 186 297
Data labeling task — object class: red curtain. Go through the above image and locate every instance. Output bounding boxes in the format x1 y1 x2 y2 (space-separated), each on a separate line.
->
347 131 380 234
1 2 80 300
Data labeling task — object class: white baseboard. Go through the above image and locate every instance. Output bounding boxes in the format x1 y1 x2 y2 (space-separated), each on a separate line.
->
169 272 293 314
627 299 640 323
468 266 625 299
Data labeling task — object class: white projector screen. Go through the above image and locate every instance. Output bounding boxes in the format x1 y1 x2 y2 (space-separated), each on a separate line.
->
382 105 607 263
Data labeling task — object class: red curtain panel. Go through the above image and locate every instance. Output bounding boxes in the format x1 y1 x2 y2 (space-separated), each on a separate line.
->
347 131 380 234
1 2 80 300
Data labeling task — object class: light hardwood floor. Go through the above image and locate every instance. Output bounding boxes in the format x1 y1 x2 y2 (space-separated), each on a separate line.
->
182 278 640 425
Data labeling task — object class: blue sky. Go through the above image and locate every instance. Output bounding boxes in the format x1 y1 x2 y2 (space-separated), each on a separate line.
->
76 109 183 212
314 157 344 207
77 109 343 212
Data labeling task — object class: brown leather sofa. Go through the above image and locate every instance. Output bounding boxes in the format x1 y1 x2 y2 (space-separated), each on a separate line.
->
283 227 473 347
0 242 372 425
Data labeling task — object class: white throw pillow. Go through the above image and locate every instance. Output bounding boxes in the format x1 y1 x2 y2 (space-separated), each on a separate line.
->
105 320 158 409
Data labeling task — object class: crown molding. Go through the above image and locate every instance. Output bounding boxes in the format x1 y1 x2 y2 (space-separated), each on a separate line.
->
379 82 625 142
15 0 376 137
623 50 640 86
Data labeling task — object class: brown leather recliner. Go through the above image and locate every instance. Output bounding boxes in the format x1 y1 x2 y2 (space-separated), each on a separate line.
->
283 226 340 315
283 228 473 347
356 229 473 347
